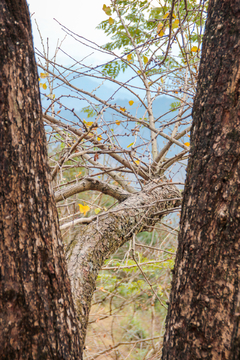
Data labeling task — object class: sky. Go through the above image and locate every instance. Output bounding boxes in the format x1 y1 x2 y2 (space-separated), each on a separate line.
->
27 0 111 65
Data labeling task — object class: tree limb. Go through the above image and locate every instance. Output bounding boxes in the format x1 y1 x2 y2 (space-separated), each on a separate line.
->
67 180 181 351
55 177 130 203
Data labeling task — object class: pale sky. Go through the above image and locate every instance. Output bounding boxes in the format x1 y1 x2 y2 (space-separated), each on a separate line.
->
27 0 111 65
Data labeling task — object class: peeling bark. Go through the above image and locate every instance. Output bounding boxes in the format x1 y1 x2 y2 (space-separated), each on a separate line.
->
0 1 81 358
162 1 240 359
67 180 181 350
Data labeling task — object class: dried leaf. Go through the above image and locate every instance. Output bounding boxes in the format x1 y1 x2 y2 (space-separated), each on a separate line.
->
94 153 99 161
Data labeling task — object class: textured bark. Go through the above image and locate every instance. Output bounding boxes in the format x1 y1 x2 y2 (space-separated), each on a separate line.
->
0 1 81 359
55 177 130 203
162 1 240 359
67 180 181 350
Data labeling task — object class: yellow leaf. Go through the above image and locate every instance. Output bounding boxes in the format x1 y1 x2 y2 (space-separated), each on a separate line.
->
172 19 179 28
184 142 190 147
137 70 142 74
95 208 101 215
143 55 148 65
135 160 140 165
97 135 102 141
108 17 114 25
187 135 190 137
172 13 176 18
127 54 132 62
38 78 40 81
42 83 47 90
39 83 43 88
163 12 169 19
85 121 93 127
103 4 111 15
79 203 90 216
191 46 198 52
47 94 55 100
127 142 134 148
157 22 165 36
129 100 134 106
115 120 121 125
40 72 49 79
120 107 126 112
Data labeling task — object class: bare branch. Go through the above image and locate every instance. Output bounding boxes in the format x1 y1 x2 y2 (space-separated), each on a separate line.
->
55 177 130 203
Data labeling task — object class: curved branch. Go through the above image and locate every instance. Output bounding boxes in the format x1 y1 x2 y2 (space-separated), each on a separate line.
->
67 180 181 351
55 177 130 203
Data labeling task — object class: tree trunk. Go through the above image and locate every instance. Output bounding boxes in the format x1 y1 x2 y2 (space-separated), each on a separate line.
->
0 1 81 358
162 1 240 359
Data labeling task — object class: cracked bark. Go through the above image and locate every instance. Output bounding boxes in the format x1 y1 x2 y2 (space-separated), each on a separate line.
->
162 1 240 359
0 1 81 358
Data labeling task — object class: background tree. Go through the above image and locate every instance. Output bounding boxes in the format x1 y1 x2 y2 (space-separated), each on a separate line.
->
31 0 208 358
0 1 81 358
161 0 240 358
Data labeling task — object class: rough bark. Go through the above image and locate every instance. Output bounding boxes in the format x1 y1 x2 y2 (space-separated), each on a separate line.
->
162 1 240 359
0 1 81 358
67 180 181 350
55 177 130 203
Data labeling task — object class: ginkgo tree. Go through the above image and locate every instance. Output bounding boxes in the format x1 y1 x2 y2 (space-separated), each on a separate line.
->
33 0 208 358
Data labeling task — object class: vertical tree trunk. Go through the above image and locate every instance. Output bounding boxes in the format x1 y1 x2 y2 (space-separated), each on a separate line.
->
0 1 81 358
162 1 240 359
